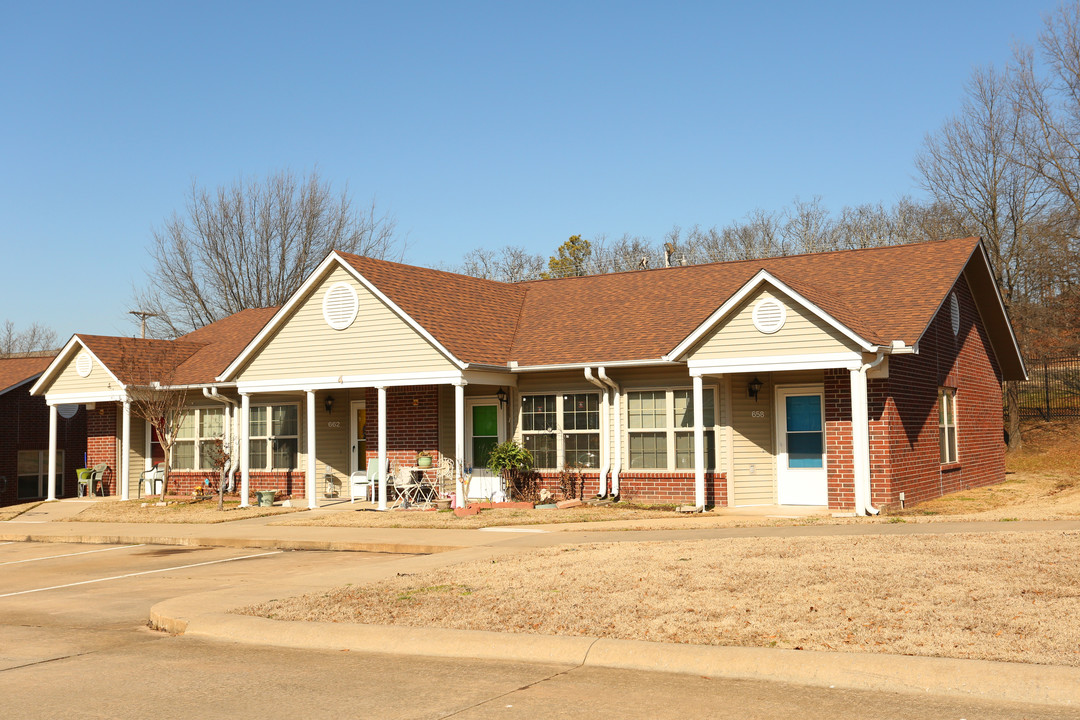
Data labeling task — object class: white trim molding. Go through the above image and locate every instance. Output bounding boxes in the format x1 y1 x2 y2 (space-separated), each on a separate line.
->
30 336 126 397
664 270 877 362
236 370 466 394
44 390 128 405
687 351 863 376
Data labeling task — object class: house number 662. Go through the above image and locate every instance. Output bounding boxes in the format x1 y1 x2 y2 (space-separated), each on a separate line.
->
327 421 341 428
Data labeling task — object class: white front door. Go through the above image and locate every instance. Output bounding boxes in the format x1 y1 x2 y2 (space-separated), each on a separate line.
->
775 385 827 506
464 399 505 500
349 400 368 477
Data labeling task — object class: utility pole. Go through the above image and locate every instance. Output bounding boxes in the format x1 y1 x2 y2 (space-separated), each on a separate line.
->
128 311 158 339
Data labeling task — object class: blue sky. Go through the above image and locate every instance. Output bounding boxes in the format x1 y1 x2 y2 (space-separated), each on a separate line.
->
0 1 1049 341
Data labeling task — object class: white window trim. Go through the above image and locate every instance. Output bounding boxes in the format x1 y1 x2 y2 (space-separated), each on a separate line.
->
173 406 226 471
939 387 959 465
624 386 719 472
519 392 600 470
248 402 301 471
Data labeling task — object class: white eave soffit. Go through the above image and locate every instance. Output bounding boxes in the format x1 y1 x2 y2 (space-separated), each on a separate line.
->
663 270 876 362
216 252 468 382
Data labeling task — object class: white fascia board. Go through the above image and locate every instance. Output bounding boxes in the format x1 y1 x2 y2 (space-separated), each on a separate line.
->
664 270 876 362
44 390 128 404
687 351 863 376
462 370 518 387
236 370 465 394
29 336 125 396
0 373 43 397
510 359 680 373
217 253 468 382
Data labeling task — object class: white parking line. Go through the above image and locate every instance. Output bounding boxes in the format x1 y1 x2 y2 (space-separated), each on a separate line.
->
0 551 283 598
0 544 145 567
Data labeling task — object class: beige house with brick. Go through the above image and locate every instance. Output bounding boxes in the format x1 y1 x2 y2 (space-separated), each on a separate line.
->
31 236 1026 514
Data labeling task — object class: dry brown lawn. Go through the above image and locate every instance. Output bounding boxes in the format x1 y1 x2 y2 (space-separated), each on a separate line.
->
65 499 301 524
0 501 42 522
241 530 1080 667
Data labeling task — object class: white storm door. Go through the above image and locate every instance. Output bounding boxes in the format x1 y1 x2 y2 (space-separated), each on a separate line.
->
775 386 827 506
464 399 505 500
350 401 368 477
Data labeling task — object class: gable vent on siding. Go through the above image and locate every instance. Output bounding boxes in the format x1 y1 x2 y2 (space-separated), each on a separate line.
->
322 282 359 330
75 351 93 377
752 298 787 335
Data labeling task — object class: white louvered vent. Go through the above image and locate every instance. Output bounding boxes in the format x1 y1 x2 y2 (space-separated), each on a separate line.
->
75 351 93 377
950 292 960 336
323 282 359 330
752 298 787 335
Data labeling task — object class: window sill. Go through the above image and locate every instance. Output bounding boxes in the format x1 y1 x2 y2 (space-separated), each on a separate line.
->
941 462 962 472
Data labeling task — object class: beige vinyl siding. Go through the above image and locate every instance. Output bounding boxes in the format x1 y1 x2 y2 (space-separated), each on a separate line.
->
729 372 776 505
238 266 457 382
313 389 350 493
47 349 121 395
690 287 858 360
127 419 147 497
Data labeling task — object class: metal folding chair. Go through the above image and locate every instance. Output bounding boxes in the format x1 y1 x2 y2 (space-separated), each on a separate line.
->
388 462 419 509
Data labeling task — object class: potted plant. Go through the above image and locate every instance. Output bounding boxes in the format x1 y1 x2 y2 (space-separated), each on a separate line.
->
416 450 433 468
486 440 534 501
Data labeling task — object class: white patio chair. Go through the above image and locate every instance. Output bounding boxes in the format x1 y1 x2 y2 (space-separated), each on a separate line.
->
349 472 371 503
388 463 420 509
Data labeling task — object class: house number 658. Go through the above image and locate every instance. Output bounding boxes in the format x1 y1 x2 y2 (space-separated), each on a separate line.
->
751 410 766 418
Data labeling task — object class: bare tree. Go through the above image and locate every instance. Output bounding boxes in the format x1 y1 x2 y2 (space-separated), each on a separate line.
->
135 168 403 337
0 320 58 355
120 342 190 498
458 245 544 282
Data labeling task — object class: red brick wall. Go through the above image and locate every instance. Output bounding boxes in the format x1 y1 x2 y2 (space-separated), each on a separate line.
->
824 368 855 511
86 403 118 496
363 386 440 484
164 470 302 499
882 274 1005 507
0 385 86 504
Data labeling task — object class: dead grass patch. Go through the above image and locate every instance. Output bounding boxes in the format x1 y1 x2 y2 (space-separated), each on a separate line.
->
269 504 687 530
0 501 43 522
241 531 1080 666
65 499 301 524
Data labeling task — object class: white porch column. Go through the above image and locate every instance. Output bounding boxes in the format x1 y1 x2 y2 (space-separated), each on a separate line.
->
850 368 870 516
305 390 317 509
239 392 250 507
121 399 131 501
454 381 466 507
377 386 388 511
693 374 705 509
47 403 58 501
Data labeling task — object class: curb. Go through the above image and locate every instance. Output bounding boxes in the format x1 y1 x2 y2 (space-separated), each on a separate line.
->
0 532 461 555
155 609 1080 708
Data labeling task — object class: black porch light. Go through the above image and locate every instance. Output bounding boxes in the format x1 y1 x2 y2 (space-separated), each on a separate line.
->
747 377 763 402
496 388 508 407
324 395 334 414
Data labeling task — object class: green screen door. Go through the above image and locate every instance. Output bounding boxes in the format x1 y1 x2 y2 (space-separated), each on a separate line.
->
472 405 499 470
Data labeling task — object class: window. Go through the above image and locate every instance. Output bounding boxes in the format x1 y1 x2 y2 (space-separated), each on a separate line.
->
17 450 64 499
939 388 958 464
172 407 225 470
249 404 299 470
520 394 600 469
628 388 716 470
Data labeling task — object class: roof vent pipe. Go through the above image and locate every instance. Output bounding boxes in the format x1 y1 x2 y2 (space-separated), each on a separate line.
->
584 368 610 497
597 367 622 497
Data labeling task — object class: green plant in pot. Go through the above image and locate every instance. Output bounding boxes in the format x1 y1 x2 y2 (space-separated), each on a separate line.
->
416 450 432 468
486 440 533 501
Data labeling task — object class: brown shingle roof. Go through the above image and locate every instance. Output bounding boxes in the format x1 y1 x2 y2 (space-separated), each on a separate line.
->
173 307 279 384
339 253 525 366
0 355 55 394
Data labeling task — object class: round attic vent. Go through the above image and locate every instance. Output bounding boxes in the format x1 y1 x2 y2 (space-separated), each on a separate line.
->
950 292 960 336
752 298 787 334
323 282 359 330
75 352 92 378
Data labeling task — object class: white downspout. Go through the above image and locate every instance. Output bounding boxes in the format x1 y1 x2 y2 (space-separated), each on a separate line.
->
584 368 610 497
204 388 239 492
851 351 885 516
598 368 622 497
